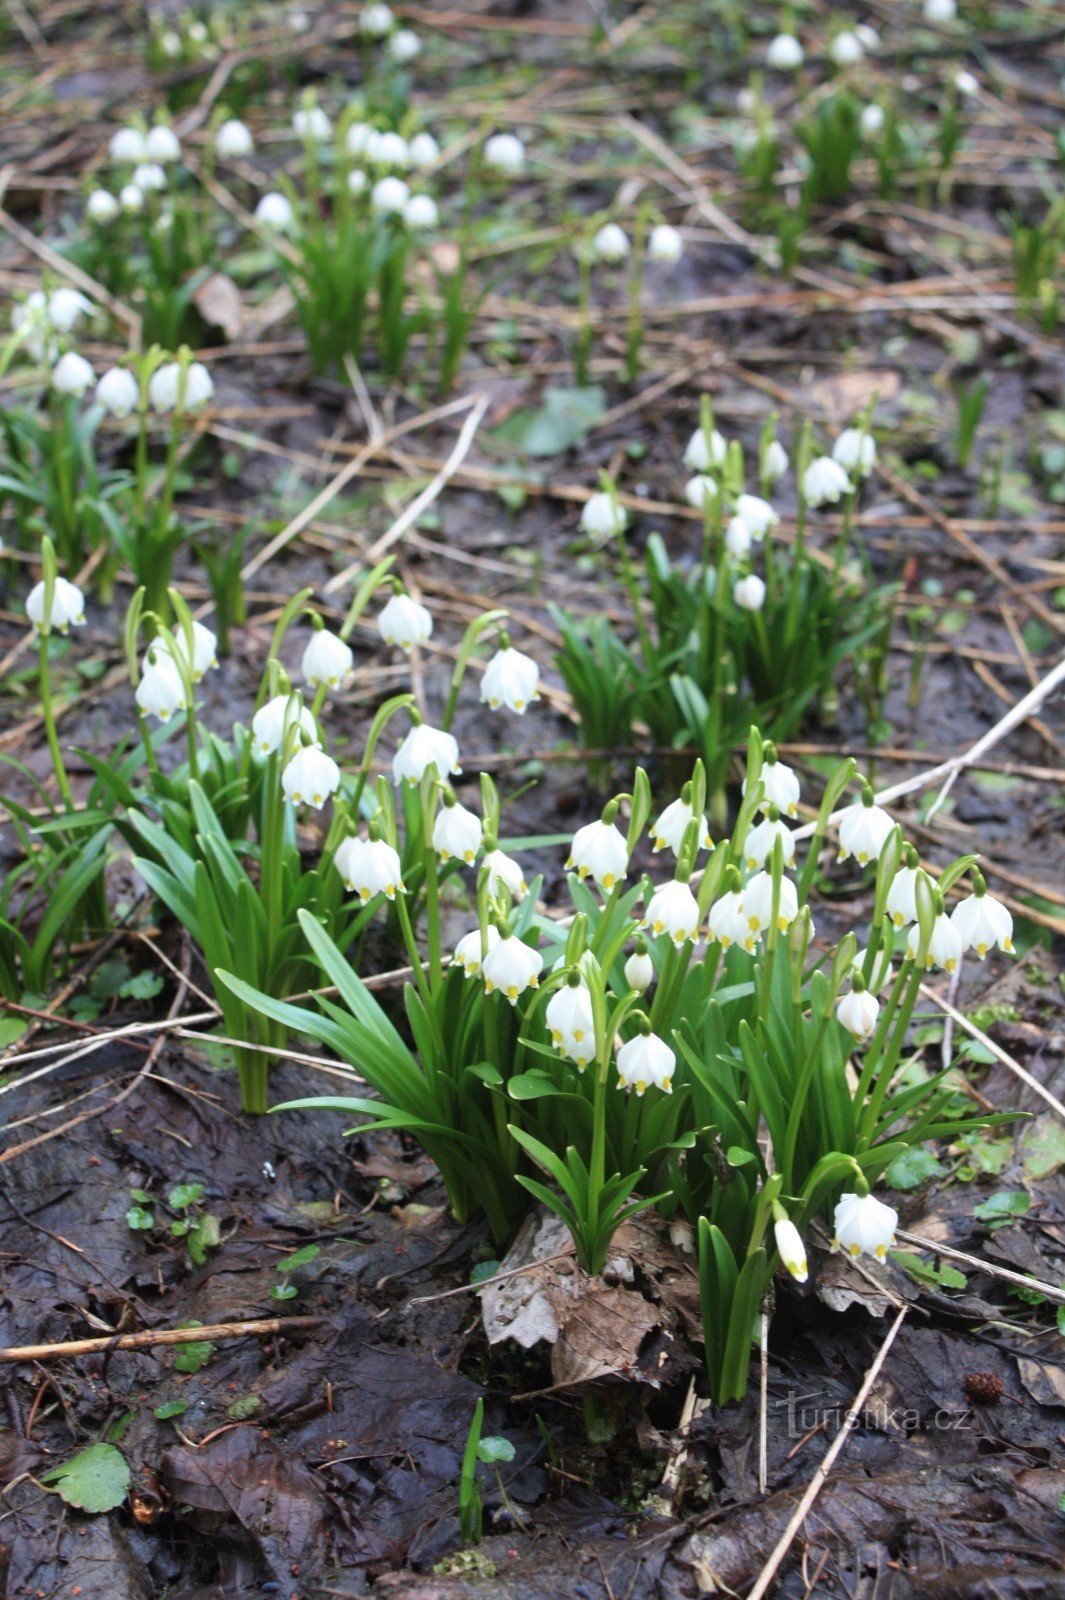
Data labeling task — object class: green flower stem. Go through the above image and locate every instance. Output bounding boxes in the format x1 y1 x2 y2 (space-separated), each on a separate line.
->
38 634 74 811
420 788 443 991
858 960 926 1143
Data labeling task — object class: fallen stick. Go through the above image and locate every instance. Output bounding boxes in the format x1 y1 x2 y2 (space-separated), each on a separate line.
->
0 1316 324 1364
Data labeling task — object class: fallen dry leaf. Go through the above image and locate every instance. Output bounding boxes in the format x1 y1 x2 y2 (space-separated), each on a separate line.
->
810 369 900 425
192 272 244 340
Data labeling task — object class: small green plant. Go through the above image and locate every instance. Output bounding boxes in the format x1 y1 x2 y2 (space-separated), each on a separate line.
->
126 1181 222 1265
272 1243 321 1300
457 1399 517 1544
954 375 989 470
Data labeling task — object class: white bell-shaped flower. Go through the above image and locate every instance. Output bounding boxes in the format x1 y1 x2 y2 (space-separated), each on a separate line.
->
135 657 187 722
95 367 140 417
389 28 421 62
642 878 701 948
483 933 543 1004
833 427 876 478
906 912 963 972
829 30 863 66
767 33 804 69
251 694 319 757
148 360 213 413
725 516 752 559
743 815 796 872
683 425 727 473
301 629 353 690
923 0 956 20
481 645 540 714
282 745 341 809
373 131 410 169
733 575 766 611
746 756 800 817
482 847 527 901
763 439 789 484
951 887 1014 959
831 1192 897 1261
836 983 880 1040
452 925 499 978
145 125 181 162
735 494 778 539
484 133 525 175
404 194 438 230
255 192 295 231
86 189 120 224
886 865 919 928
360 1 395 35
372 176 410 214
293 105 332 141
377 591 432 650
131 162 167 193
26 576 86 634
109 126 147 164
119 184 144 214
743 870 798 936
708 889 756 952
837 796 895 866
616 1030 675 1096
546 980 596 1068
432 798 482 864
409 131 441 169
802 456 851 507
579 490 627 539
624 947 655 992
859 104 885 139
649 796 712 857
172 620 218 681
48 289 94 332
773 1217 808 1281
954 70 979 96
566 818 629 892
684 474 719 511
647 224 683 263
392 723 460 784
215 119 253 158
52 352 94 397
334 835 404 901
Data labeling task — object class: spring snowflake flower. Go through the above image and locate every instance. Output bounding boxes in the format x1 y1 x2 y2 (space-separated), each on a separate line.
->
377 591 432 649
389 27 421 61
906 911 963 973
685 474 719 511
145 125 181 162
650 796 711 857
452 925 499 978
886 864 920 927
735 494 778 539
734 574 766 611
648 224 683 263
132 161 167 193
766 33 804 69
802 455 851 507
48 289 94 332
360 2 395 36
546 980 596 1068
95 367 140 418
255 192 295 231
483 933 542 1004
592 222 630 263
954 70 979 96
837 794 895 866
725 517 752 558
743 870 798 936
148 360 214 413
334 835 404 901
86 189 120 224
566 818 629 892
282 745 341 809
624 946 655 992
348 170 368 196
26 576 85 634
484 133 525 175
409 131 441 169
833 427 876 479
481 645 540 714
859 104 885 138
831 1192 897 1261
683 425 727 473
743 814 796 872
120 184 144 214
923 0 956 20
432 797 482 864
855 24 880 50
135 657 187 721
346 123 374 158
293 105 332 141
951 884 1014 958
773 1217 808 1282
301 629 353 690
372 176 410 214
251 694 319 757
745 754 800 817
708 888 756 952
642 878 701 948
482 847 527 901
580 490 627 539
374 131 411 168
171 620 218 681
762 439 789 484
392 723 460 784
403 194 438 229
836 981 880 1039
616 1030 674 1096
52 352 94 397
109 126 147 164
215 119 254 158
829 31 863 66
